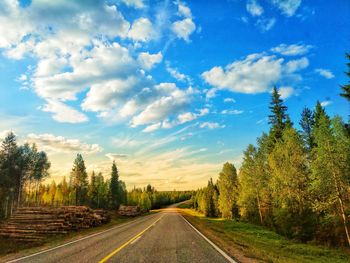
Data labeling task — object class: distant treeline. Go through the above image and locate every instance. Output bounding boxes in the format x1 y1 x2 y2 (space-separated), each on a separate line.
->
192 80 350 247
0 135 192 218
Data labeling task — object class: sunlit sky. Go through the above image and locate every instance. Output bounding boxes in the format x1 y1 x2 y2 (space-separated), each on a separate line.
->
0 0 349 190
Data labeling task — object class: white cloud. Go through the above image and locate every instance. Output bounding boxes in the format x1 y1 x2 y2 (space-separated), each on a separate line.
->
271 43 312 56
0 0 195 127
246 0 264 16
284 57 309 73
278 86 295 99
256 17 276 32
224 98 236 103
41 100 88 124
177 1 192 18
177 108 209 124
128 18 157 42
202 52 309 95
205 88 218 100
138 52 163 70
171 18 196 42
119 0 145 9
166 63 192 83
35 42 136 101
199 122 225 129
26 133 102 154
131 83 195 127
320 100 332 107
221 109 244 115
271 0 302 17
202 53 283 94
105 153 128 160
0 130 14 140
315 68 334 79
142 122 162 132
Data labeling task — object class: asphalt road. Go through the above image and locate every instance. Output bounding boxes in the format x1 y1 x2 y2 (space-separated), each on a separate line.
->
7 207 233 263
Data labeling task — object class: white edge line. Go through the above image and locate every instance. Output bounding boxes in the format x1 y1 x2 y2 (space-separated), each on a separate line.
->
130 236 142 245
181 215 237 263
6 213 160 263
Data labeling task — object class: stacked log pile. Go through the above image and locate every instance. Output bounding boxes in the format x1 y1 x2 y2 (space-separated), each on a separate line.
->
0 206 110 242
118 205 141 216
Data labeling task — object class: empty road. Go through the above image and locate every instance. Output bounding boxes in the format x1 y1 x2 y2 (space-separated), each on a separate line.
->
6 207 234 263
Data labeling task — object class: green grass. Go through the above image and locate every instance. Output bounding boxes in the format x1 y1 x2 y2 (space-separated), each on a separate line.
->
176 200 193 209
181 209 350 263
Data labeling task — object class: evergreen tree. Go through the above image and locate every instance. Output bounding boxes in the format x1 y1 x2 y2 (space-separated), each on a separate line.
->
313 101 328 129
268 87 288 142
88 171 99 208
217 162 238 219
70 154 88 205
110 161 120 208
340 53 350 101
203 178 219 217
310 115 350 246
61 177 69 205
0 132 20 207
299 107 315 151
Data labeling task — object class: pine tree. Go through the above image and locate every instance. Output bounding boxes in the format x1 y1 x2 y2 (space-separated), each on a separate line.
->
310 115 350 246
340 53 350 101
299 107 315 151
268 87 288 142
217 162 238 219
61 177 69 205
88 171 99 208
110 161 120 208
203 178 219 217
70 154 88 205
313 101 328 129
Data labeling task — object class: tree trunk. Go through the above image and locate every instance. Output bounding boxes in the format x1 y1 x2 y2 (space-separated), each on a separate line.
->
338 194 350 246
333 169 350 246
326 141 350 246
256 193 264 225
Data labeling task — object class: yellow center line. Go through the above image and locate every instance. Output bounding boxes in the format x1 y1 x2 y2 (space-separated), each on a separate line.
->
99 214 164 263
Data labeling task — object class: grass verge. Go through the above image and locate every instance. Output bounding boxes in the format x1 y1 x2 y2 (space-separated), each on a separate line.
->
179 208 350 263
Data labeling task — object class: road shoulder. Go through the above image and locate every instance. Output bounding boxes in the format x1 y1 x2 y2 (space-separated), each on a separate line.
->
0 212 156 262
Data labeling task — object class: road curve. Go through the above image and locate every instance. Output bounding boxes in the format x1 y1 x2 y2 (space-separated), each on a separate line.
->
7 207 233 263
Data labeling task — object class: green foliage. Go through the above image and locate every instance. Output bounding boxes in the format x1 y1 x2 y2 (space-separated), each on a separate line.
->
340 53 350 102
217 162 238 219
70 154 88 205
310 115 350 245
127 185 192 210
109 161 120 208
0 132 50 217
299 107 315 151
139 191 152 212
268 127 315 240
194 87 350 247
268 87 288 142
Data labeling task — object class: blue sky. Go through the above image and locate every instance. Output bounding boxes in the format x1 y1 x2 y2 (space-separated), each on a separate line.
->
0 0 349 190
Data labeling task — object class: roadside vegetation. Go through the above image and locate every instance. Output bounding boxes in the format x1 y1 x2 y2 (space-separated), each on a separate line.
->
191 55 350 248
0 134 192 219
180 207 350 263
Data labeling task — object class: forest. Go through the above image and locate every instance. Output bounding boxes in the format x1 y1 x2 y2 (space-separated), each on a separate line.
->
0 135 192 218
192 55 350 247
